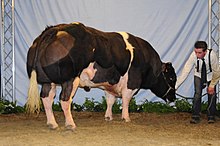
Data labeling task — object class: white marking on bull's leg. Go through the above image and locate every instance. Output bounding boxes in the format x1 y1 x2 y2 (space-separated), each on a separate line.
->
121 89 138 122
121 96 132 122
104 91 116 121
61 99 75 130
61 77 80 131
42 83 58 129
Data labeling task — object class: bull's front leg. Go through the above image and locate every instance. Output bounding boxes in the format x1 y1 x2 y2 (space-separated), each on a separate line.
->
61 98 75 130
61 77 80 131
104 91 116 121
121 89 136 122
42 83 58 129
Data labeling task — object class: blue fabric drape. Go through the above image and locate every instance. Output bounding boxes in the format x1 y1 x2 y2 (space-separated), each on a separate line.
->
13 0 208 105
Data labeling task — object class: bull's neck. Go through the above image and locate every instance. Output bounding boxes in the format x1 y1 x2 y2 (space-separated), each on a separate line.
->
150 72 169 98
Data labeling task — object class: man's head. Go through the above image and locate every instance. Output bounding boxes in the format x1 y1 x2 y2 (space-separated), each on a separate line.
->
194 41 208 59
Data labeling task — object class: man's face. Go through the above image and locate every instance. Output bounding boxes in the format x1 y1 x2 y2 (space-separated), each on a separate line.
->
194 48 207 59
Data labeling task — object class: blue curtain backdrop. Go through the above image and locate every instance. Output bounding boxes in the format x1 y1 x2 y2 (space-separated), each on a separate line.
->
13 0 209 105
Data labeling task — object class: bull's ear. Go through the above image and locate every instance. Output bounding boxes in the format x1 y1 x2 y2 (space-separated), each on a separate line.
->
166 62 172 66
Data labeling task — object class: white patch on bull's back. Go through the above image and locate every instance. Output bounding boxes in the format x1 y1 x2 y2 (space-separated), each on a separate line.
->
117 32 134 67
56 31 68 37
71 22 80 25
115 32 137 96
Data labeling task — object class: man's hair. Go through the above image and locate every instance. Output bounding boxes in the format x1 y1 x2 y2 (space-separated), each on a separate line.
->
194 41 208 51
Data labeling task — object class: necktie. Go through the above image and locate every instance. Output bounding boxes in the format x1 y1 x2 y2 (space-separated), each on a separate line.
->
201 58 207 89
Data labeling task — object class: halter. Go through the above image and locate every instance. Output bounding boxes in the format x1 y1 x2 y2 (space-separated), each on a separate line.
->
161 72 175 98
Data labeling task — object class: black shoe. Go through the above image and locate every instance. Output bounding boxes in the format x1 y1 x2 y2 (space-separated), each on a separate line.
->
208 117 215 124
190 117 200 124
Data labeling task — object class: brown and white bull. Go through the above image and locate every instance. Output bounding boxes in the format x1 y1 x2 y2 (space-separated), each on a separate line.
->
26 22 176 130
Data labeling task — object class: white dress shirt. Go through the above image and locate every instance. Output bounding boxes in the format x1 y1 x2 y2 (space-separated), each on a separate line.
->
175 49 219 89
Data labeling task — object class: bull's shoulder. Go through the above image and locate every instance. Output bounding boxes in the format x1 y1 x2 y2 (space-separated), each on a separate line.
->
123 33 162 76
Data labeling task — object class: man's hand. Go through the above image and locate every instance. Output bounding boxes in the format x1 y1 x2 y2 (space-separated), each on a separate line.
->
207 87 215 95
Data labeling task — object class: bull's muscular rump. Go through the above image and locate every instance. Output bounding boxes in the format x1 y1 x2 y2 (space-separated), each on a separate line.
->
26 22 176 130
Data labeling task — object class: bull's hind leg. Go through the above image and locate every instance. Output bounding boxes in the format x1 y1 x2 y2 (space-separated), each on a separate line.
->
104 91 116 121
41 83 58 129
60 77 80 131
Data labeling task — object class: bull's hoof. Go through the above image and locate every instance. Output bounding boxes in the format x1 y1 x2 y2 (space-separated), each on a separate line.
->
47 124 59 130
65 125 76 131
105 117 113 121
125 119 131 122
122 118 131 122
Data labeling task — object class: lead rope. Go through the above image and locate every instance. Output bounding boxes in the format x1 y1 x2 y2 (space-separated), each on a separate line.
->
176 90 220 100
175 92 207 100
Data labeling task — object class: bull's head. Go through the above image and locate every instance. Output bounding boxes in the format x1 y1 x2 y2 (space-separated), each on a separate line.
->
161 62 177 102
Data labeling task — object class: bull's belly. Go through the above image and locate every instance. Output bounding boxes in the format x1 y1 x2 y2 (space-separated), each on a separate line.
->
79 63 128 97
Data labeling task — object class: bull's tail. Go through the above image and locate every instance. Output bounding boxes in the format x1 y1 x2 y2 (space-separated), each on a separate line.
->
26 70 41 115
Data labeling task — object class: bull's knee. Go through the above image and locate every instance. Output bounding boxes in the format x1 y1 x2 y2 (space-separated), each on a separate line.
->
61 100 71 111
41 84 52 97
60 80 73 101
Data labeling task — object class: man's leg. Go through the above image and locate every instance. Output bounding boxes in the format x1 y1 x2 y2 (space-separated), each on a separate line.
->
207 82 217 123
191 76 202 124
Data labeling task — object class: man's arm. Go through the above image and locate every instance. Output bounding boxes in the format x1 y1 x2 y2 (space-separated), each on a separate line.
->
175 52 195 89
209 71 220 88
207 71 220 94
208 50 220 94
